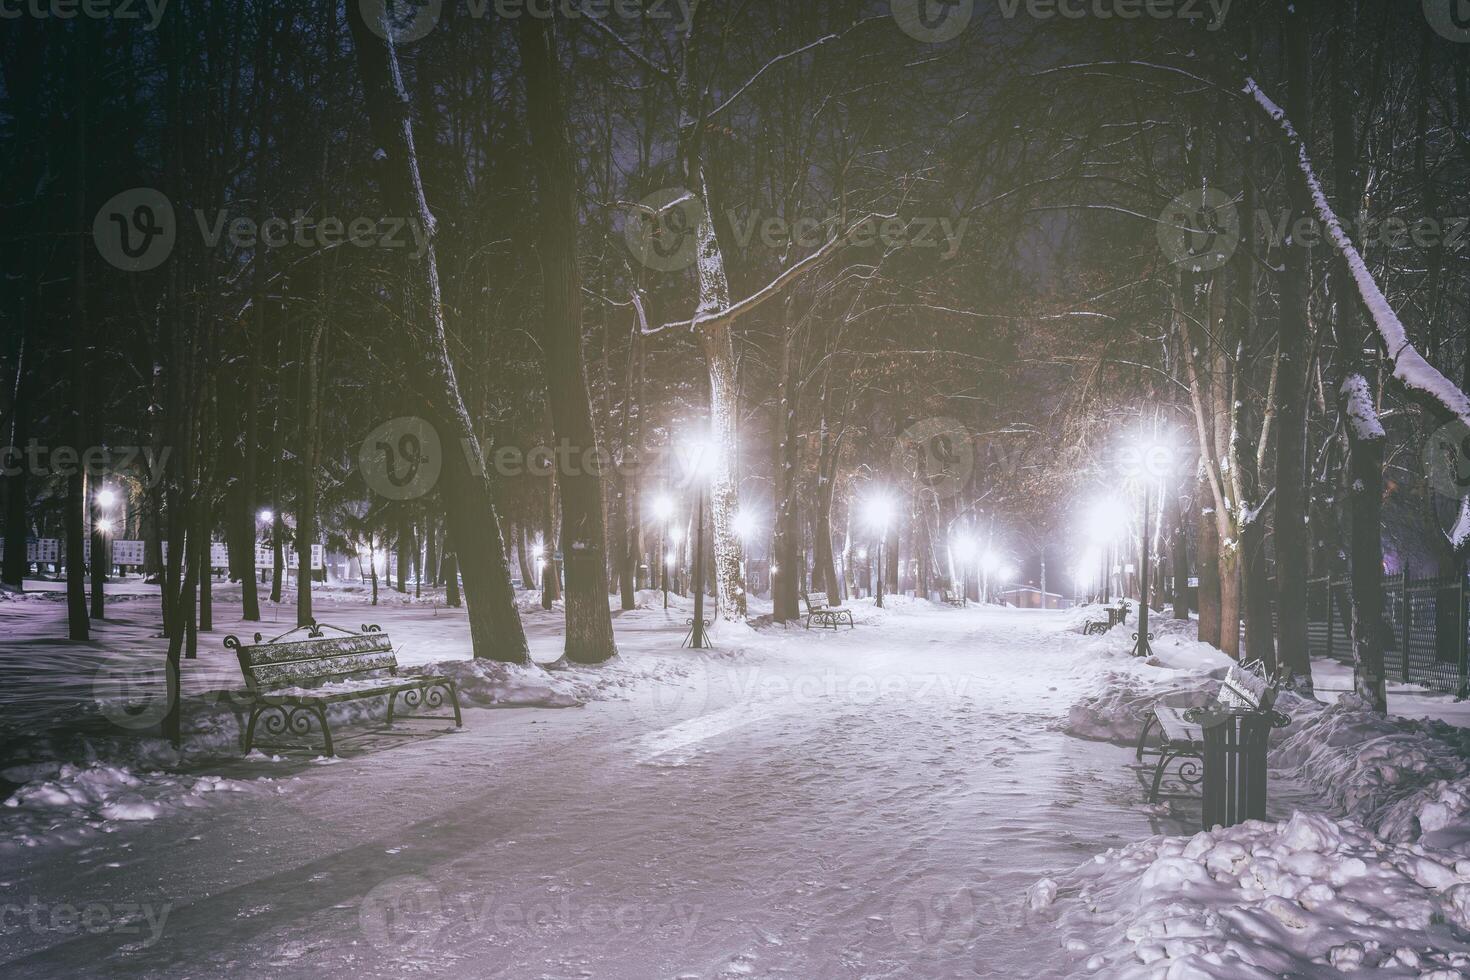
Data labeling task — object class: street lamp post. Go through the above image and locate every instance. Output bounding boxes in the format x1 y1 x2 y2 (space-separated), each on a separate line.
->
689 481 710 649
1123 435 1170 658
1132 487 1154 657
90 487 117 618
865 494 893 609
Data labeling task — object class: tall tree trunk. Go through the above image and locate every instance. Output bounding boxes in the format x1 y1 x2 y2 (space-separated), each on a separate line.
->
2 330 29 590
66 32 89 641
1331 7 1383 710
297 323 324 627
444 548 460 607
515 13 618 663
771 299 801 622
1197 480 1222 647
347 3 529 662
1272 0 1313 685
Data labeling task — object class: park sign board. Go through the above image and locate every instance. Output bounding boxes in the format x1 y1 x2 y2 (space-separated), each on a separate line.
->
113 540 146 566
0 538 61 564
250 543 325 570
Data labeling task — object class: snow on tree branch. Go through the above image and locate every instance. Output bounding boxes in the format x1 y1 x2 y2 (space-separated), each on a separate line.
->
1341 374 1386 442
1246 78 1470 429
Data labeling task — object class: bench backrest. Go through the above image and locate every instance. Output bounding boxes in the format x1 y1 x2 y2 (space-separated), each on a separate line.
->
226 627 397 692
1214 662 1276 713
805 592 830 611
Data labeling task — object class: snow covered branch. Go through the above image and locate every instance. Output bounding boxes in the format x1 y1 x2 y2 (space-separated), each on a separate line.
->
651 217 887 335
1245 78 1470 430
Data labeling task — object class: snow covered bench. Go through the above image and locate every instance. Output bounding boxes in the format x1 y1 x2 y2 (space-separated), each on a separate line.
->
223 622 462 757
802 592 854 630
941 588 965 607
1134 661 1282 804
1083 600 1130 635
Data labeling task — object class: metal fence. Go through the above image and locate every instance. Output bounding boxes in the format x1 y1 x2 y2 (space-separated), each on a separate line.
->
1305 574 1469 697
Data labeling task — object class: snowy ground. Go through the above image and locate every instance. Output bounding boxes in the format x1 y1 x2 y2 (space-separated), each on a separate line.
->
2 587 1212 978
2 588 1468 977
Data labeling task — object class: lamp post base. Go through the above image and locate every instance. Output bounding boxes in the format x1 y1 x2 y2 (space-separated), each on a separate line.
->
1131 630 1154 658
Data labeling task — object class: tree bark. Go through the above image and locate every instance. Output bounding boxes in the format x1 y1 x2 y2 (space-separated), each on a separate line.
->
1272 0 1313 685
1197 481 1222 648
516 13 618 663
66 32 89 640
347 2 529 663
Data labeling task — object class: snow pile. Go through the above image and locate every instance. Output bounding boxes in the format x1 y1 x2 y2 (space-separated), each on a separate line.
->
413 658 583 709
1 761 276 849
1063 617 1236 744
1031 810 1470 978
1275 694 1470 853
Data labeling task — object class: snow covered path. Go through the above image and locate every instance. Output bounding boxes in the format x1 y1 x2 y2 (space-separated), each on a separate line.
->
2 604 1195 979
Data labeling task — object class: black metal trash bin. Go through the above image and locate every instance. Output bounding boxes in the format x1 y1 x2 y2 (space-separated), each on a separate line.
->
1200 711 1272 830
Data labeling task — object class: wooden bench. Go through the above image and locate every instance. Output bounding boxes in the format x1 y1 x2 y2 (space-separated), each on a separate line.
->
223 622 462 757
802 592 854 630
1083 600 1130 635
1134 661 1280 802
941 588 965 607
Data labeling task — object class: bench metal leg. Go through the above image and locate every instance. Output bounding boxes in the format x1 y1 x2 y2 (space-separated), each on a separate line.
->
1148 750 1176 803
385 689 398 728
1135 713 1159 761
1148 748 1203 803
312 703 335 757
444 681 463 727
242 704 266 754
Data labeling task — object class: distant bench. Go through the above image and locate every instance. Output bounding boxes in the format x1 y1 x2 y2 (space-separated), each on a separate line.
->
1083 601 1130 636
802 592 854 630
941 588 965 607
223 622 462 757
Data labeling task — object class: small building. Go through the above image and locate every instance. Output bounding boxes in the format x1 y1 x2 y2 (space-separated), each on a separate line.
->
999 585 1068 609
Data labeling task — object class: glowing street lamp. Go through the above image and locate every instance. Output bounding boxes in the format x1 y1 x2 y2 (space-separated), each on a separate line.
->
258 508 274 525
865 492 894 608
96 518 114 536
1086 496 1128 603
95 488 117 510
